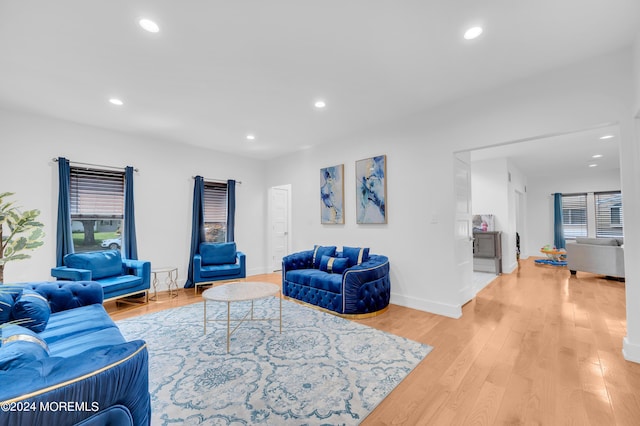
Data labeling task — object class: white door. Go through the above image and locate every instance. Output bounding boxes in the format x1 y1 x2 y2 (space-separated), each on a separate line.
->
270 186 290 271
454 153 474 304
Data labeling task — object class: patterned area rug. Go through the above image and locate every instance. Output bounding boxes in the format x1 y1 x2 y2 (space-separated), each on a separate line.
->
117 297 432 425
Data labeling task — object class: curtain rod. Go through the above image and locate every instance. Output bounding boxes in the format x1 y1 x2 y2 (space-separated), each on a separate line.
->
192 176 242 184
52 158 139 172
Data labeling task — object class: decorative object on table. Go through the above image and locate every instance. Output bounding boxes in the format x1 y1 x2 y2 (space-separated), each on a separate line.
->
472 214 495 232
356 155 387 224
116 298 432 425
534 244 567 266
320 164 344 224
282 245 389 316
0 192 45 283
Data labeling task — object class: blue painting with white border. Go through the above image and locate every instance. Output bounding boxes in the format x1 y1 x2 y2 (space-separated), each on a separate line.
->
320 164 344 224
356 155 386 224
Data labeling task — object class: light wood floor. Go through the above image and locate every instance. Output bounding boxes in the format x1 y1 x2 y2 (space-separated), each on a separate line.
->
106 258 640 425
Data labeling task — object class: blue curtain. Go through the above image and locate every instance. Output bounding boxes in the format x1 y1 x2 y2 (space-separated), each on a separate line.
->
185 176 205 288
56 157 74 266
123 166 138 260
553 193 566 249
226 179 236 242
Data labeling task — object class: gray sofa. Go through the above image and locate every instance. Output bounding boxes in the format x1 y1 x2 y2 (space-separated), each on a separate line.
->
566 237 624 279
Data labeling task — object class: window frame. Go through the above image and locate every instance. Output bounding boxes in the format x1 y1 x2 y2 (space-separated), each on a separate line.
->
203 181 228 243
69 166 125 252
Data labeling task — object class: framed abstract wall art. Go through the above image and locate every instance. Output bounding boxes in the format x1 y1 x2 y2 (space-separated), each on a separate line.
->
356 155 387 224
320 164 344 224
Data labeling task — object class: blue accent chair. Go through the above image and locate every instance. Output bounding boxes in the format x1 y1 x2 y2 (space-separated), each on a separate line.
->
51 250 151 303
282 248 390 316
193 242 246 292
0 281 150 426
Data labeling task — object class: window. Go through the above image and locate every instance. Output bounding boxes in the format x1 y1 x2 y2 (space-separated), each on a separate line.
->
561 194 587 239
561 191 623 240
595 191 624 238
203 181 228 243
70 167 124 252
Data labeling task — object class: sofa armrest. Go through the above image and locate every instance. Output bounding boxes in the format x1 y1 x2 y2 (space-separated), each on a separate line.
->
20 281 104 313
51 266 92 281
193 254 204 277
282 250 314 273
342 255 390 314
236 251 247 276
122 259 151 289
0 340 150 426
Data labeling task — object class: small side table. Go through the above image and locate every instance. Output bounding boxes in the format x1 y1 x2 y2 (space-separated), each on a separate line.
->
150 267 179 300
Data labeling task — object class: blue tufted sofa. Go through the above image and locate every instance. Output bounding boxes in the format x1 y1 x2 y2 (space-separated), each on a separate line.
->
51 250 151 303
0 281 150 426
282 246 390 316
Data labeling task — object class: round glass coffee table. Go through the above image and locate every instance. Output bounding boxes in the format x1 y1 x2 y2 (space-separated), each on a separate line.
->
202 281 282 352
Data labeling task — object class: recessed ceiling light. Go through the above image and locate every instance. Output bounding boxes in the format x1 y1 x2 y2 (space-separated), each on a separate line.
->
589 163 598 168
592 154 603 158
109 98 124 106
139 18 160 33
464 26 483 40
600 135 614 140
246 134 256 140
314 100 326 109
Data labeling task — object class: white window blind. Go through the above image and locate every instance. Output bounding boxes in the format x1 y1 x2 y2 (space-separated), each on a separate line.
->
203 181 228 242
595 191 623 238
70 168 124 219
562 193 587 239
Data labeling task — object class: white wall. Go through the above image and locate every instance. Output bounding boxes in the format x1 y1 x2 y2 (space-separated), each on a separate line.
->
471 158 508 233
267 48 634 321
621 32 640 362
525 169 621 256
471 158 527 273
1 109 269 288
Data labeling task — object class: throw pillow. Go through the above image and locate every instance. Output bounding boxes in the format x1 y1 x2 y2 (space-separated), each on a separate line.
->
319 255 350 274
11 289 51 333
200 242 237 265
0 324 50 370
64 250 124 280
0 291 16 325
312 245 337 269
343 246 370 267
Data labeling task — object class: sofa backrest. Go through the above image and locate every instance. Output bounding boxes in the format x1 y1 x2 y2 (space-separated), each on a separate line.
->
575 237 623 246
64 250 123 280
199 242 237 265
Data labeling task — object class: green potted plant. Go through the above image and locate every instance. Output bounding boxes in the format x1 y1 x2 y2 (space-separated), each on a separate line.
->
0 192 45 283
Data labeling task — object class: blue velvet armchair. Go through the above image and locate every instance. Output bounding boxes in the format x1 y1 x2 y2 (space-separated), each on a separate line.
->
193 242 246 292
51 250 151 303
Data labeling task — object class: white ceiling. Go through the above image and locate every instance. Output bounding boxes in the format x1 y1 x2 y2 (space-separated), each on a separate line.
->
470 124 622 178
0 1 638 164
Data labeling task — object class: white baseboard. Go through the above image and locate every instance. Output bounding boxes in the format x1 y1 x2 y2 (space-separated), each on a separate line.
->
247 266 274 276
623 336 640 364
504 262 518 274
390 292 462 319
